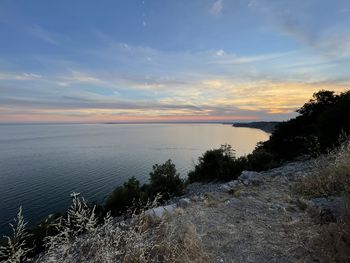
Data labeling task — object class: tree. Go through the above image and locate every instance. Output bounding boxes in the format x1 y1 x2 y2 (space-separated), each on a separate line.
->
188 144 245 182
297 90 337 117
148 159 184 200
105 177 143 216
263 90 350 160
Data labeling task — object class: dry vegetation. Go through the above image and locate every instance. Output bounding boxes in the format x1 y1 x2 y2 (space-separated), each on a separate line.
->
1 196 211 263
295 136 350 262
295 135 350 198
0 207 33 263
38 198 210 263
310 221 350 263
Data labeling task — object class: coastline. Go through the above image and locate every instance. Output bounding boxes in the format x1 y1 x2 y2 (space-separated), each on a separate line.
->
232 121 281 133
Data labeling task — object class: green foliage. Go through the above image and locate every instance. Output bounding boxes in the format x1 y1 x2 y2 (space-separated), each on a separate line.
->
148 159 185 200
188 144 247 182
247 147 276 171
105 160 184 216
105 177 144 216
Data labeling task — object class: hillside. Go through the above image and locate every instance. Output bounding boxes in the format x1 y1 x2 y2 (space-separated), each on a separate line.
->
232 122 281 133
34 155 349 262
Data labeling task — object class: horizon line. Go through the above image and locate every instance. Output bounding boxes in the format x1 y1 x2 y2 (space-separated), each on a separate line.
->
0 120 281 125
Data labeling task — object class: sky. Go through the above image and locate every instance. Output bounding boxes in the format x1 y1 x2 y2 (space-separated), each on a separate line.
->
0 0 349 123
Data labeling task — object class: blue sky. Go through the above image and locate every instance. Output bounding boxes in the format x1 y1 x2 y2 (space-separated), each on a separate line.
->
0 0 349 123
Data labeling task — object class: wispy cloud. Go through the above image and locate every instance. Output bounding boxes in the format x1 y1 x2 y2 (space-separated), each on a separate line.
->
211 0 224 15
0 72 42 80
26 25 58 45
247 0 350 57
1 31 349 123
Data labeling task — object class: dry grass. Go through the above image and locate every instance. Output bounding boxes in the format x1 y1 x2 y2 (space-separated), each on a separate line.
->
126 212 211 263
294 136 350 198
294 136 350 262
0 207 33 263
36 198 211 263
310 221 350 263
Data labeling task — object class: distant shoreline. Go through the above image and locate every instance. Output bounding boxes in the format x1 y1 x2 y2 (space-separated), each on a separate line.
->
0 121 281 131
0 121 250 126
232 121 281 133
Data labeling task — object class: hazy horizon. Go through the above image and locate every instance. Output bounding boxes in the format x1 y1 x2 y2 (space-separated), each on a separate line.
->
0 120 278 125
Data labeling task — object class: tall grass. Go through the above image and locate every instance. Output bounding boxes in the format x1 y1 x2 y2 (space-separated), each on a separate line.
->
0 207 33 263
295 135 350 262
295 135 350 198
1 196 210 262
38 197 210 263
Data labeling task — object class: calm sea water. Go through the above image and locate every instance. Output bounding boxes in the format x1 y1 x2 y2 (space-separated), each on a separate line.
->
0 123 269 235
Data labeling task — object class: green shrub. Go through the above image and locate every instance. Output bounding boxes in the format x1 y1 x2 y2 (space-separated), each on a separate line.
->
148 159 185 200
105 160 184 215
247 147 276 171
105 177 144 216
188 144 246 182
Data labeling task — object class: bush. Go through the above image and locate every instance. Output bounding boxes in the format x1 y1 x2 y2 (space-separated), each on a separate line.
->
105 177 144 216
148 159 185 200
105 160 184 215
188 144 246 182
247 146 276 171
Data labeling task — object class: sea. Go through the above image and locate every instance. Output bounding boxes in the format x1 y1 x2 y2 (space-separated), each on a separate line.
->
0 123 269 235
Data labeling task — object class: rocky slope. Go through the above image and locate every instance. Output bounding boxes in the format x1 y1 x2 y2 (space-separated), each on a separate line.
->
167 161 326 262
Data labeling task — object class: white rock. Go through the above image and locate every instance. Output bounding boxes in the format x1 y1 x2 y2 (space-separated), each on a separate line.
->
239 171 263 186
239 171 261 181
145 204 177 218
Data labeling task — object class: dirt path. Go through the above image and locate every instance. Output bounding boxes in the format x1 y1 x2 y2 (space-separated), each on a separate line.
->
180 162 321 263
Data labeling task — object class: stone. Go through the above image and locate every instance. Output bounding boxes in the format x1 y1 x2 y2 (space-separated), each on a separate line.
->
177 198 191 208
238 171 263 186
239 171 261 181
145 204 177 218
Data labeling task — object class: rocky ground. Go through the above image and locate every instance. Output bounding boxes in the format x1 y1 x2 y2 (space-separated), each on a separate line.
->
165 161 328 262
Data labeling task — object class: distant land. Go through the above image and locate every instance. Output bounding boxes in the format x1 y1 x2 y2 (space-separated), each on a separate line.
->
104 121 281 133
105 121 232 124
232 121 281 133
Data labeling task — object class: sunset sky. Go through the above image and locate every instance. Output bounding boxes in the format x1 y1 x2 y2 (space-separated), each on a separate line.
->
0 0 349 123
